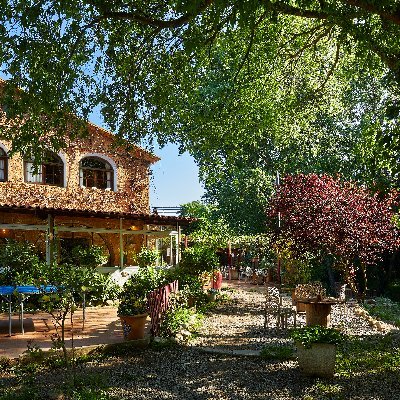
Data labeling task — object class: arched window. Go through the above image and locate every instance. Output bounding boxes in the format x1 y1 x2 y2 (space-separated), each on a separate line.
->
24 151 64 186
79 157 113 190
0 147 8 182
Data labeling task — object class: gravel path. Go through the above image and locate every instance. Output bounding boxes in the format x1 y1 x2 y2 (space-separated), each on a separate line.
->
190 286 397 352
2 285 400 400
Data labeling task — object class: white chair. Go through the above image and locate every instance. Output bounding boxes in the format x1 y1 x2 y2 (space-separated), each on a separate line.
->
264 287 296 329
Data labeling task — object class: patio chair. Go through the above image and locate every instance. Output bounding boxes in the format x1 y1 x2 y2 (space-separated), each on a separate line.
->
264 287 296 329
244 267 253 283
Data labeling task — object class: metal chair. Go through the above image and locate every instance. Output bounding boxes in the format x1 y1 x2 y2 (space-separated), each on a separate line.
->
264 287 296 329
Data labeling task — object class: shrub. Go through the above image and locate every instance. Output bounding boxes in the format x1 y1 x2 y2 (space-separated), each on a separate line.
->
291 326 344 348
0 240 43 285
137 247 159 268
69 245 108 268
179 245 219 275
159 305 202 338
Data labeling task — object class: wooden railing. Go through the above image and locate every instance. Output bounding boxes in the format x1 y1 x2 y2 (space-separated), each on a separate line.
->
148 280 179 337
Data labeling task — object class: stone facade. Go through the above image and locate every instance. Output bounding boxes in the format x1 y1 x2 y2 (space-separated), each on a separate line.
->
0 122 163 266
0 123 159 214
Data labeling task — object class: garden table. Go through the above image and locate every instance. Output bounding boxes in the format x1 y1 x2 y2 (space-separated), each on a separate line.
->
300 299 340 327
0 285 58 336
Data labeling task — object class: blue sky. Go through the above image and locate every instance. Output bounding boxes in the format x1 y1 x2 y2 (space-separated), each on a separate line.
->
150 144 204 208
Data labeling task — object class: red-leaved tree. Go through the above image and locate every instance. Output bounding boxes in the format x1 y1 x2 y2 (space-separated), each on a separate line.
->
268 174 400 294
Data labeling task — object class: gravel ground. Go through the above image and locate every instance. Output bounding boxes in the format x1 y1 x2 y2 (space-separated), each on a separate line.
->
190 287 397 351
2 285 400 400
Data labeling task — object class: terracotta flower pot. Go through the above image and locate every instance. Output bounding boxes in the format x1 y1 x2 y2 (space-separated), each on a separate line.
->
120 314 148 340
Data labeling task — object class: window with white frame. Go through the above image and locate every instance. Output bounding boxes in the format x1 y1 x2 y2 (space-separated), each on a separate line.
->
24 151 64 186
79 156 113 190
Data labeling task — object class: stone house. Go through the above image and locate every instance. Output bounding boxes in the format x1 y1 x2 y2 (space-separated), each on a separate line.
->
0 122 189 267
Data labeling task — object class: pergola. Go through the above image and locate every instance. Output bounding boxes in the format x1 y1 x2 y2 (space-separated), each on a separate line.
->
0 205 192 267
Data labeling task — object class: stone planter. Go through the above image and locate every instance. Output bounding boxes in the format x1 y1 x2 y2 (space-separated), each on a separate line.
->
120 314 148 340
296 342 336 378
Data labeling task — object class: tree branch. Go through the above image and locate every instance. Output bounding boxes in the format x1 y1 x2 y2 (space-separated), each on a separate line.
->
98 0 214 28
316 41 341 92
233 10 269 82
263 1 328 20
341 0 400 26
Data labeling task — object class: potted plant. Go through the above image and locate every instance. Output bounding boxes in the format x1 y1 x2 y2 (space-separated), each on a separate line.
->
207 288 218 302
291 326 344 378
117 271 152 340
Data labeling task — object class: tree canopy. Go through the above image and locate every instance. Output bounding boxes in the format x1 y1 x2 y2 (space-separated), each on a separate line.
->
2 1 400 233
268 173 400 291
1 1 400 153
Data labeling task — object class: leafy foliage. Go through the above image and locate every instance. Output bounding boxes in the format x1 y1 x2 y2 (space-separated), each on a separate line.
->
117 266 167 316
269 174 400 291
68 245 108 269
0 240 43 285
1 1 400 181
179 245 219 275
291 326 344 348
136 246 159 268
159 305 201 339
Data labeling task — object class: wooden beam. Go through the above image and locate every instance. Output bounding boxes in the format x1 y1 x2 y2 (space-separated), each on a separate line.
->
0 223 174 236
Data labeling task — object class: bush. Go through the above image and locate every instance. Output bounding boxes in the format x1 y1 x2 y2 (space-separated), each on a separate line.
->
179 245 219 275
137 247 159 268
291 326 344 348
0 240 43 285
159 305 202 338
68 245 108 269
43 264 119 307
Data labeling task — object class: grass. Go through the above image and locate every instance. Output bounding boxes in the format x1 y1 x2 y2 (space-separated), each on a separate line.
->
260 344 295 360
336 333 400 377
363 297 400 327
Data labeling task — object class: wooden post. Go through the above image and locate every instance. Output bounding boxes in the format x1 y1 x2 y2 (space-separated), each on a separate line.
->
175 229 179 265
169 233 173 266
119 218 124 268
46 214 54 266
177 226 182 263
